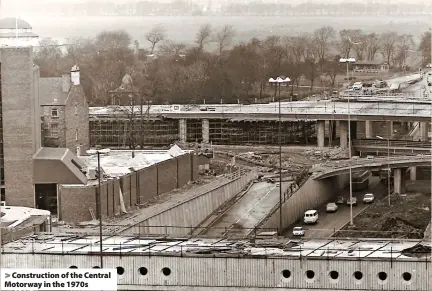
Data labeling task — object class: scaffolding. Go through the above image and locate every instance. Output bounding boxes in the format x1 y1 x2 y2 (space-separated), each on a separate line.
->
89 115 317 148
89 118 179 148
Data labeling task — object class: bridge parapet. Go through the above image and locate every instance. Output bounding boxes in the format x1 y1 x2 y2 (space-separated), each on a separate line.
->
312 156 432 179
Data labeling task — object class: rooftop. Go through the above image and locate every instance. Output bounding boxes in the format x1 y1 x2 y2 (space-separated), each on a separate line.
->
2 233 430 260
74 146 189 185
0 206 49 228
39 77 69 106
0 17 32 29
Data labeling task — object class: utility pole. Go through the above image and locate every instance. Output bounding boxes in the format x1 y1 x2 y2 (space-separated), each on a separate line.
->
97 151 103 268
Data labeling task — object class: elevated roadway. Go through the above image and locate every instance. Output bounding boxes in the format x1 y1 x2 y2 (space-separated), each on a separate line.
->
312 156 431 179
353 139 432 155
90 99 432 122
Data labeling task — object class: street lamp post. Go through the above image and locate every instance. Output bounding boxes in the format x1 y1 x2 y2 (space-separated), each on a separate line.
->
97 151 104 268
269 76 291 234
339 57 356 226
376 135 391 206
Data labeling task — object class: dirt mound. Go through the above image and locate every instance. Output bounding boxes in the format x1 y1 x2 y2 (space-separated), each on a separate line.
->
336 193 431 239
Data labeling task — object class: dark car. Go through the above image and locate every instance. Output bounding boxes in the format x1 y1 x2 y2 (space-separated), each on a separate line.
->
336 196 346 204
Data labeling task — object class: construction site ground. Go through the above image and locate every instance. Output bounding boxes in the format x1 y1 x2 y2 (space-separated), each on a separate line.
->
335 191 431 239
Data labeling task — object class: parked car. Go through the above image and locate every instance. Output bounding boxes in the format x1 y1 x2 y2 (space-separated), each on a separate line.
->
304 210 319 224
326 202 338 212
363 193 375 203
336 196 346 204
347 197 357 206
352 82 363 90
292 226 305 236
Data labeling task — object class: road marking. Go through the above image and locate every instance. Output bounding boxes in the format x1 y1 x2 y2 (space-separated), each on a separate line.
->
223 183 281 235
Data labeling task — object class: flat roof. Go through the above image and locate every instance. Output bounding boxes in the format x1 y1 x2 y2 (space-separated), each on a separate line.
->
0 206 49 228
2 233 430 260
70 146 190 186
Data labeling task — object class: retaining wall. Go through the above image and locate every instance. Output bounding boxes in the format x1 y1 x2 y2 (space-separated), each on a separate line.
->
260 174 349 231
120 170 258 236
58 153 198 223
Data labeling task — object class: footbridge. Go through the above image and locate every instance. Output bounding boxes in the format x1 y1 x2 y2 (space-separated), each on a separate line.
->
311 156 431 180
353 139 432 155
2 233 431 291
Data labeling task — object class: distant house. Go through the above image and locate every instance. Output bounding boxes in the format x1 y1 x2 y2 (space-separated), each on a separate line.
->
354 61 389 73
40 65 89 154
109 74 140 105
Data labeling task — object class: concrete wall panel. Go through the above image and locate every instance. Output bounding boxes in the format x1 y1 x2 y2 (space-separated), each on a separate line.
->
120 174 131 210
177 153 192 187
139 166 158 201
130 172 137 208
261 174 349 231
157 159 178 194
2 253 430 291
59 186 96 223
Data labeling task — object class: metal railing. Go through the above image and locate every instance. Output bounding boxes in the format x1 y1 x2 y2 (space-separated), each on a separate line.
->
354 139 432 148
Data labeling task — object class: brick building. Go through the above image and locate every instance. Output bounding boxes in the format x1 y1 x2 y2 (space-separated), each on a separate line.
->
40 65 89 154
0 18 87 212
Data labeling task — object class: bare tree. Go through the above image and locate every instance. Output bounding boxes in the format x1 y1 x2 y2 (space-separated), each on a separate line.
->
365 33 380 61
146 25 166 54
380 31 399 66
195 24 212 52
313 26 335 61
418 30 431 65
338 29 362 58
215 25 236 54
395 34 414 67
160 40 187 56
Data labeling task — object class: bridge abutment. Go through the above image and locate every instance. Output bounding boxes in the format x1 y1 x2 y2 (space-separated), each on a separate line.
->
420 122 429 141
365 120 373 138
340 121 348 149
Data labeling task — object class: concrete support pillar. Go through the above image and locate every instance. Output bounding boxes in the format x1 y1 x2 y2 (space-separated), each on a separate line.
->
317 120 325 147
410 166 417 181
365 120 373 139
339 121 348 149
387 121 394 139
202 119 209 144
393 168 406 194
179 119 187 143
420 122 428 141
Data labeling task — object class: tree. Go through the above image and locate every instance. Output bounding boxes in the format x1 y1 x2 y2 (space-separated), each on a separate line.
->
380 31 399 66
321 55 342 87
215 25 236 55
33 38 64 77
160 40 187 57
364 33 380 61
145 25 166 54
418 30 431 65
195 23 212 52
394 34 414 67
338 29 362 58
313 26 335 61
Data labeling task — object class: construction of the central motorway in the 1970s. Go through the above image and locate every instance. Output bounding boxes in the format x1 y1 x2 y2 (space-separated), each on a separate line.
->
0 16 431 291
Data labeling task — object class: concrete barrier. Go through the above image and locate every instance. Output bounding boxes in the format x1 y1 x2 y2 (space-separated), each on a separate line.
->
260 174 349 232
119 170 258 236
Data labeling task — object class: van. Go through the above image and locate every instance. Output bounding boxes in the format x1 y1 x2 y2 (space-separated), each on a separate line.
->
304 210 318 224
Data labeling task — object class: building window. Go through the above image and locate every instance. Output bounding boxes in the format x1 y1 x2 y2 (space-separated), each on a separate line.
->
75 129 78 141
51 108 58 118
50 123 59 137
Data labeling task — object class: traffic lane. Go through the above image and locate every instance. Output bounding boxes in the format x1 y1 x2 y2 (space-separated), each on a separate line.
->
286 177 386 239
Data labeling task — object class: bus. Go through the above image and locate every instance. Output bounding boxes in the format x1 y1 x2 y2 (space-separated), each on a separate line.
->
351 170 371 191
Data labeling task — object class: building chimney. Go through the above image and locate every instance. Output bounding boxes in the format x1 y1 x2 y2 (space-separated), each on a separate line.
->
71 65 80 86
62 74 71 92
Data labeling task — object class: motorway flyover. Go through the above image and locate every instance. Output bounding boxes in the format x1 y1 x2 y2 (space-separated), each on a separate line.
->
311 155 431 180
353 139 432 155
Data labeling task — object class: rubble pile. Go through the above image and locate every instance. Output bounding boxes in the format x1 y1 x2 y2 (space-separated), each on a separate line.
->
336 193 431 239
304 147 347 161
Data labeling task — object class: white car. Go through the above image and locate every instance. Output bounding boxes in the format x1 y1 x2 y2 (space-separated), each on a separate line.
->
326 202 338 212
352 82 363 90
363 193 375 203
292 226 305 236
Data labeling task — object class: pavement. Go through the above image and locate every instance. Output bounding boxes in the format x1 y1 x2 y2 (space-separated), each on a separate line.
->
286 177 386 239
204 181 292 237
